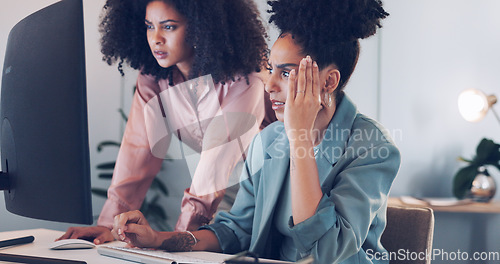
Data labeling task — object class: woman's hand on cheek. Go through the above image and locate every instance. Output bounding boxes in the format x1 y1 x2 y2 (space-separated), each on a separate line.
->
111 210 159 248
284 56 322 143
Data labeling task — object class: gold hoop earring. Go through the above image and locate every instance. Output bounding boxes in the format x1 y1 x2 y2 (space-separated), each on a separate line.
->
323 93 333 108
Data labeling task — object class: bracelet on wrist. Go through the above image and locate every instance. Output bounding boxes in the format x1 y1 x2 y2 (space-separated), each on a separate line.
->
185 231 198 246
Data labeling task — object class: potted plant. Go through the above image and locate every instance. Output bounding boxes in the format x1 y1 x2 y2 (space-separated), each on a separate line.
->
453 138 500 201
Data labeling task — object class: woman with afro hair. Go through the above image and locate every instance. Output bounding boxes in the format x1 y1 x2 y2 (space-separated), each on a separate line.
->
111 0 401 263
59 0 276 244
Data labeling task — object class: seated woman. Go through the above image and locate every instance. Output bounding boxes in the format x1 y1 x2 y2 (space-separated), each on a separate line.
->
111 0 401 262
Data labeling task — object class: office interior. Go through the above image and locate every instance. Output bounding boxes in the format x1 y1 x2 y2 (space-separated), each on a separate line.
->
1 1 499 263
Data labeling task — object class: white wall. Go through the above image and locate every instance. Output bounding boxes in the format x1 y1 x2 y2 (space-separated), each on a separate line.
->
381 0 500 197
380 1 500 262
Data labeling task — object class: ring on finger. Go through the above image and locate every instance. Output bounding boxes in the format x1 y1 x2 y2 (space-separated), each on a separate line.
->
297 90 305 93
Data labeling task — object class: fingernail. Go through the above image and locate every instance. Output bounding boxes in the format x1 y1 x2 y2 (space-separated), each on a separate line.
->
313 61 318 67
306 55 312 62
94 239 100 245
290 69 295 75
118 228 122 235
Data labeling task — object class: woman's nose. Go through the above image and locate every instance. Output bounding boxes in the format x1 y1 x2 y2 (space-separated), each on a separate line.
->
265 74 279 94
151 30 164 45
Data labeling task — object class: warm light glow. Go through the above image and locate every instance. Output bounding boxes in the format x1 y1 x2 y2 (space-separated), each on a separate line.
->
458 89 489 122
458 89 499 124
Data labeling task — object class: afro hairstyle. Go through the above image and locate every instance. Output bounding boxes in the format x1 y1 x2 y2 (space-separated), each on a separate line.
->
268 0 388 102
99 0 268 84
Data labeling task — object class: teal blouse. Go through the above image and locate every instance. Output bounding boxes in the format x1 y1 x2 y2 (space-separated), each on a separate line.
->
274 144 325 261
201 96 401 263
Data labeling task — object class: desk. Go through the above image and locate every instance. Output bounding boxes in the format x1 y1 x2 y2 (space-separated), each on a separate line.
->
1 229 132 263
0 229 289 264
388 197 500 213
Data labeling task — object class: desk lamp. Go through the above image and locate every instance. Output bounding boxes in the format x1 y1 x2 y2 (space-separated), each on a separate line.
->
454 88 499 201
458 88 499 124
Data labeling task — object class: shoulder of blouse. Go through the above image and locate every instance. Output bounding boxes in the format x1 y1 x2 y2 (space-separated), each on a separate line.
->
136 72 264 102
220 73 264 96
136 73 163 103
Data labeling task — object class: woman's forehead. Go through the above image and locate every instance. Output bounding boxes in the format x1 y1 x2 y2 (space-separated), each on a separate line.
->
269 34 305 65
145 1 184 21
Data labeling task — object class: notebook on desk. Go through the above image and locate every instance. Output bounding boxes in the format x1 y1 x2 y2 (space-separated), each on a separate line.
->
98 246 224 264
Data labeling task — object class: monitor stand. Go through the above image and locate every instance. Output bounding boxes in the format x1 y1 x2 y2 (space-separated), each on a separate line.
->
0 171 8 190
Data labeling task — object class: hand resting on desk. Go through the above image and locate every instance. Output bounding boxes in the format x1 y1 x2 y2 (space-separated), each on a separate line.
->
112 210 222 253
57 226 114 245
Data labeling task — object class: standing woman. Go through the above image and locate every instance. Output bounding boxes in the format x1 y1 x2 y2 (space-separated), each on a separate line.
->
111 0 401 263
59 0 273 243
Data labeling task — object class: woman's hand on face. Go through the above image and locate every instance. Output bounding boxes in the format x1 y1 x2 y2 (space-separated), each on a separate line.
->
284 56 322 143
56 226 114 245
111 210 159 248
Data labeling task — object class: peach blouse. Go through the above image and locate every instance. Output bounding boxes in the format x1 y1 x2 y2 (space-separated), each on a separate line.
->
97 71 273 231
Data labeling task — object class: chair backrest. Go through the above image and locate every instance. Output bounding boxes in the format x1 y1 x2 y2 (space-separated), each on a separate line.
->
381 205 435 264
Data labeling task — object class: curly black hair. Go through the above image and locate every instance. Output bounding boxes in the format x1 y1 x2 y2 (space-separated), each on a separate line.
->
268 0 388 103
99 0 268 84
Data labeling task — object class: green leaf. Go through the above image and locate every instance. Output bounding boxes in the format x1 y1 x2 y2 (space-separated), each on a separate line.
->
149 194 160 205
457 156 473 163
453 165 479 199
91 188 108 198
139 202 149 215
151 178 168 196
475 138 495 163
96 162 116 170
98 173 113 179
485 145 500 166
152 221 171 232
473 138 500 167
97 141 121 152
118 108 128 122
147 203 167 220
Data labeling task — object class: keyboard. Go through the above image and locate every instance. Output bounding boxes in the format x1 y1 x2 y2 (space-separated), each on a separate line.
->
98 245 223 264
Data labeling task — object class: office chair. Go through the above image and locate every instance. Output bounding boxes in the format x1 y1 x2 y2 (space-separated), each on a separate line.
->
381 205 435 264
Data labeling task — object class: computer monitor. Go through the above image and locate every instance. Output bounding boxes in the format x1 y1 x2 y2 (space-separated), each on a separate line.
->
0 0 92 225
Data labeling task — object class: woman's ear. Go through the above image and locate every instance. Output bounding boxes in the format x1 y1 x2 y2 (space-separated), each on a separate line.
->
324 69 340 94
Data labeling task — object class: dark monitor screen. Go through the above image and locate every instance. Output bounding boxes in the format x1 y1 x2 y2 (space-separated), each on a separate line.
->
0 0 92 225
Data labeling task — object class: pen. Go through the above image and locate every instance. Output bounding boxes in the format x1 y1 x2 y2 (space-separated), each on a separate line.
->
0 253 87 264
0 236 35 249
